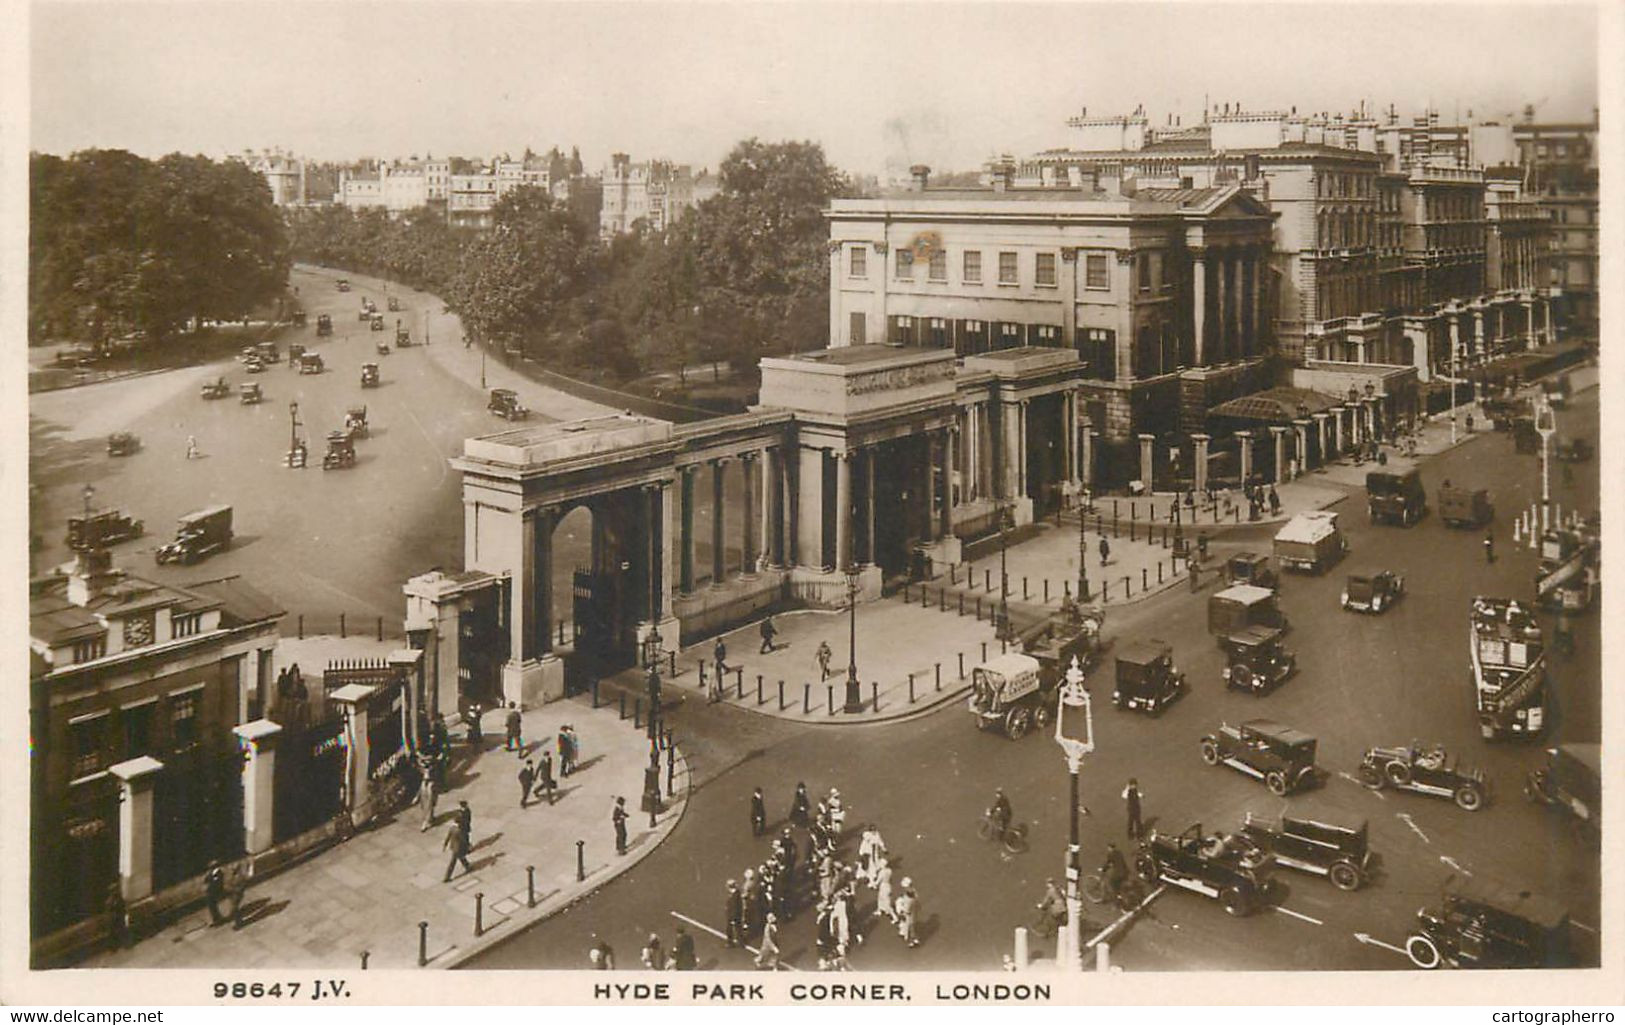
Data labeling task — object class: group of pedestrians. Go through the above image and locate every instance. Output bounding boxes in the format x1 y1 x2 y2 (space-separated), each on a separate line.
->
511 720 580 809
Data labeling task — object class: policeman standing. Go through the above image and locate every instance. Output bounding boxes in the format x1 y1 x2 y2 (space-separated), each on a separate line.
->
612 796 629 854
750 787 768 836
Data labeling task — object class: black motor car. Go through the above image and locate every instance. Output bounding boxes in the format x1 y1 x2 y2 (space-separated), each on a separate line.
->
1238 812 1372 891
1225 552 1278 591
1525 743 1600 840
1341 571 1405 614
1111 639 1185 715
1406 878 1573 969
336 279 351 292
488 388 530 421
1219 626 1297 694
1200 719 1320 795
316 314 333 337
1135 822 1276 917
107 432 140 457
1358 742 1487 811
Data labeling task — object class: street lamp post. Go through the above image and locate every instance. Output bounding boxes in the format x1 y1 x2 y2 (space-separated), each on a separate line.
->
1534 398 1556 528
82 483 95 520
997 500 1015 643
643 624 664 740
1076 498 1090 603
843 565 864 712
1053 656 1095 972
288 401 302 467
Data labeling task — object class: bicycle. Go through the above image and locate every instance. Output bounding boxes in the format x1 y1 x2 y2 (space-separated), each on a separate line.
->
977 812 1029 854
1082 872 1147 913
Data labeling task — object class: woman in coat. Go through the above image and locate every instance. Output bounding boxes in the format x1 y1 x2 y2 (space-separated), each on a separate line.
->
754 913 780 970
873 857 896 924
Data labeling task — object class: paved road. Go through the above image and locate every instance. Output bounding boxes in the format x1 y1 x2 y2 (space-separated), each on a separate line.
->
466 385 1600 972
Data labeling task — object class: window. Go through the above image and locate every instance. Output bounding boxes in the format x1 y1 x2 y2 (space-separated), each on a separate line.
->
122 701 155 760
849 312 866 345
1080 328 1116 381
928 250 948 282
171 613 202 639
895 249 914 279
849 246 867 278
998 322 1022 349
72 637 106 664
1137 254 1151 293
171 690 200 752
70 714 109 779
1034 325 1060 347
1085 253 1110 290
890 315 916 346
1035 253 1057 287
963 250 982 283
998 251 1018 285
927 318 949 348
958 319 989 356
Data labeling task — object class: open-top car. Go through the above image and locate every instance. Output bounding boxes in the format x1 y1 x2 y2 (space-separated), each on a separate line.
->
1200 719 1320 795
1358 742 1487 811
1341 570 1405 614
1225 552 1278 591
1111 639 1185 715
361 362 380 388
1219 625 1296 694
107 432 140 457
1135 822 1276 917
1238 811 1372 891
345 405 369 438
1406 877 1573 969
200 377 230 399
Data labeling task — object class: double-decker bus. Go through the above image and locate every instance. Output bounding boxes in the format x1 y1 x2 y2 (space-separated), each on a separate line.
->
1470 596 1547 739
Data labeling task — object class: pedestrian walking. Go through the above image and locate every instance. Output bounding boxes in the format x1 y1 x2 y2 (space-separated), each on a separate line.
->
755 913 781 970
466 703 483 747
104 883 129 951
641 933 666 971
713 638 729 686
815 640 833 681
557 726 571 776
1099 536 1111 567
186 435 200 460
613 796 629 854
742 869 762 936
1268 486 1281 516
725 880 745 947
1466 412 1475 434
535 750 557 805
418 756 439 832
759 615 778 654
790 781 811 826
518 760 535 808
588 936 615 970
204 860 242 926
672 925 698 970
818 855 837 902
896 879 920 947
565 725 581 771
1122 778 1144 839
454 799 472 841
442 820 472 881
504 702 523 751
750 787 767 836
1483 530 1496 564
874 857 896 923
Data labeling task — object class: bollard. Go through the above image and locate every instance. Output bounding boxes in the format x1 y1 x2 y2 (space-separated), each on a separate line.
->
592 679 600 709
1113 499 1119 517
779 680 785 710
527 866 537 907
1045 579 1050 603
1143 567 1149 590
939 588 946 612
909 675 916 703
827 685 835 716
1158 562 1164 584
935 662 942 691
985 569 992 592
298 614 304 640
736 668 744 699
1023 577 1029 600
634 697 642 728
418 921 429 967
976 596 982 620
559 621 566 646
474 892 485 936
576 840 585 881
803 683 811 714
667 745 676 796
982 641 988 662
959 593 965 616
340 612 346 638
361 950 370 970
1123 577 1130 598
757 675 764 705
1130 519 1136 542
377 617 384 642
1233 506 1240 522
1001 639 1008 655
871 680 879 712
619 693 626 720
1151 502 1157 521
1114 513 1120 538
698 662 707 690
958 651 965 678
1132 502 1137 521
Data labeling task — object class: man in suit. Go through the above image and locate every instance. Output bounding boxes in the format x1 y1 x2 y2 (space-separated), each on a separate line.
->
613 796 629 854
724 880 744 948
535 750 557 805
442 821 472 881
1122 778 1144 839
750 787 767 836
518 760 535 808
504 703 523 751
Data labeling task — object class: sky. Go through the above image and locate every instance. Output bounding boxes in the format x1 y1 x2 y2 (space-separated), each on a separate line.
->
28 1 1604 177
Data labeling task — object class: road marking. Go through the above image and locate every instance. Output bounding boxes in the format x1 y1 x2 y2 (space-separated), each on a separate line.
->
1337 771 1384 798
1273 906 1323 926
1085 883 1166 948
1573 920 1598 935
1439 855 1471 876
1397 812 1430 844
1353 931 1409 957
669 911 798 971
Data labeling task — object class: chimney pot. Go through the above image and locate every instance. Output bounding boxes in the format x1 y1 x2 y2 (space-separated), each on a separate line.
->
909 164 931 191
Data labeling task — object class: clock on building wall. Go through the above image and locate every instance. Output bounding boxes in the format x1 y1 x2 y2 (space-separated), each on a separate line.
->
122 614 154 648
909 231 943 265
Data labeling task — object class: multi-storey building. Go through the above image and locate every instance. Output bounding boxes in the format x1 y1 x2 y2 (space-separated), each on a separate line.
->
448 171 500 229
1515 115 1600 332
29 550 282 938
234 149 306 207
600 155 717 236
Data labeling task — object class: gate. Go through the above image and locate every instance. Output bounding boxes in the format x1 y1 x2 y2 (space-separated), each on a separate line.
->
152 748 244 892
272 718 345 843
37 777 120 935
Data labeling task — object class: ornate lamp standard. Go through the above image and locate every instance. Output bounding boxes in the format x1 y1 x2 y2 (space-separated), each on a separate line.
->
1053 656 1096 972
288 401 303 467
1076 500 1091 603
643 623 664 741
1534 397 1557 529
843 564 864 712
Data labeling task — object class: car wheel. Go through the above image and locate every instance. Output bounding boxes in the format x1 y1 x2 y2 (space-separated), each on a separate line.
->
1200 740 1221 766
1454 784 1484 812
1135 853 1158 884
1265 770 1289 796
1384 760 1411 787
1329 861 1361 891
1358 765 1384 789
1230 665 1251 690
1032 704 1052 730
1221 886 1251 917
1406 934 1442 970
1005 706 1031 740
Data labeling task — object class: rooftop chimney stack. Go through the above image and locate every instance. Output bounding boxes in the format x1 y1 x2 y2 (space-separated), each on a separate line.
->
909 164 931 192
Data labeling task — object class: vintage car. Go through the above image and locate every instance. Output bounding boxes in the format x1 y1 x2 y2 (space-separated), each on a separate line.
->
345 405 369 438
1225 552 1278 591
239 382 263 404
1482 395 1531 432
1358 742 1487 811
1238 812 1372 891
360 362 380 388
395 324 412 346
322 431 356 470
387 296 402 311
244 354 265 373
1208 584 1289 643
968 653 1055 739
291 311 307 328
1273 511 1348 574
1525 743 1600 840
1218 625 1296 694
200 377 230 400
358 306 374 322
67 509 144 551
1018 602 1107 685
370 313 386 331
336 278 351 292
1406 878 1573 969
288 343 307 363
1555 437 1593 462
1134 822 1276 917
488 388 530 421
1439 484 1494 529
1200 719 1320 796
316 314 333 337
298 353 325 375
1341 571 1405 614
107 432 140 457
1111 639 1185 715
254 341 280 364
154 505 232 565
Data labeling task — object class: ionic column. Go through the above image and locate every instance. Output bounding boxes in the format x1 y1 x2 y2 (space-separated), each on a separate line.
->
865 447 878 566
1448 313 1462 373
1192 433 1211 495
1001 401 1022 500
740 453 757 575
1081 426 1097 488
835 451 852 571
512 510 538 662
659 482 674 618
1238 430 1254 482
1293 419 1312 476
924 433 939 542
1192 248 1208 365
1138 433 1155 488
1017 400 1030 496
536 507 554 655
679 468 696 593
111 756 164 902
1473 309 1486 359
1252 249 1268 350
1330 408 1345 457
940 428 955 538
1270 426 1288 484
796 447 824 570
711 459 727 586
758 449 772 571
645 486 662 621
1313 414 1330 467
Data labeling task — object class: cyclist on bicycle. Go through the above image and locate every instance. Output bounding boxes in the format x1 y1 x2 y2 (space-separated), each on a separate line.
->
1035 878 1067 934
988 788 1013 841
1100 842 1129 901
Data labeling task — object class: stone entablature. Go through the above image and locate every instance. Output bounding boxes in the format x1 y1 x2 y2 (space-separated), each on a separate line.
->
758 347 957 420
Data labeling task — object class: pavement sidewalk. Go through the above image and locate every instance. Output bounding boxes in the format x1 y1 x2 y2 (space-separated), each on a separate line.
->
83 699 688 969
